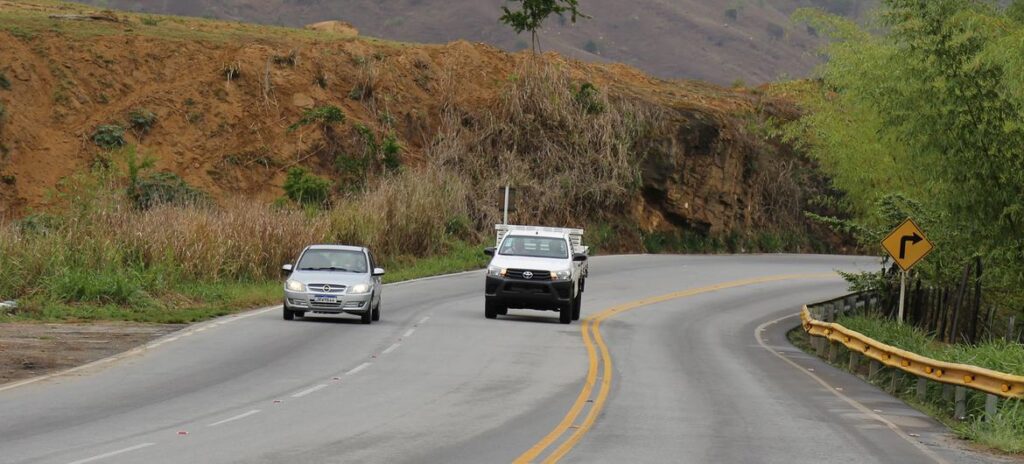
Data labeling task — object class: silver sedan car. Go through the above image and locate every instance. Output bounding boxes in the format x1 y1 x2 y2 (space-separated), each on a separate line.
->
282 245 385 324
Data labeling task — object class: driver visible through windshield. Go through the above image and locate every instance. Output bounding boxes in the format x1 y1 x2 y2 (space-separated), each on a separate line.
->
298 249 368 273
499 236 569 259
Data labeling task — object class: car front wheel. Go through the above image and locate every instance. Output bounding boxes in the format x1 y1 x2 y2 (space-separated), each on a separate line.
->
283 306 295 321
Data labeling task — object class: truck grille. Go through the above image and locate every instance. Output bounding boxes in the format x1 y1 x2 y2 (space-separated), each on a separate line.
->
307 284 347 293
505 269 551 281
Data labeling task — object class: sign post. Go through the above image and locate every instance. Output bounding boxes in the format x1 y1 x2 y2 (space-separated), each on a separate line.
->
881 218 934 324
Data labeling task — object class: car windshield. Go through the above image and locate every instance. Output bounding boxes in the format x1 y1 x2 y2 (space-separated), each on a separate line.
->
499 236 569 259
298 249 368 273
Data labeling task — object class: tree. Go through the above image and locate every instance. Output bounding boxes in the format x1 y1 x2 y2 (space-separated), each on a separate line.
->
500 0 587 53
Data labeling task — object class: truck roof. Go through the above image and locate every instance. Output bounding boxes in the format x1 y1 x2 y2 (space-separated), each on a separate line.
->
504 230 569 239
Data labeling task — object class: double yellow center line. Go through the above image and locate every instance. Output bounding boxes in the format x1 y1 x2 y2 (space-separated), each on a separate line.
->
513 273 838 463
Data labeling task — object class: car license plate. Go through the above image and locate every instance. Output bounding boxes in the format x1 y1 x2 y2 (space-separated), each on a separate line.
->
312 294 337 304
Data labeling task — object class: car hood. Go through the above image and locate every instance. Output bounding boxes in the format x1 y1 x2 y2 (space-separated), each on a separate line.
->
489 255 570 271
288 271 371 286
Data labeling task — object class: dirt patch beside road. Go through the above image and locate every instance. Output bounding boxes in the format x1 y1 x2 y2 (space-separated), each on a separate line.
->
0 323 184 385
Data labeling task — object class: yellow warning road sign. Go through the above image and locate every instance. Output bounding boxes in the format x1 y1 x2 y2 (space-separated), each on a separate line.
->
882 218 934 271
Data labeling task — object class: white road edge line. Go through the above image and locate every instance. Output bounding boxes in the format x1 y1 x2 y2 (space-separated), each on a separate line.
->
207 409 261 427
66 442 156 464
1 269 470 394
418 316 431 325
403 328 416 338
291 384 328 398
0 306 282 393
382 343 401 355
346 362 372 376
755 313 950 464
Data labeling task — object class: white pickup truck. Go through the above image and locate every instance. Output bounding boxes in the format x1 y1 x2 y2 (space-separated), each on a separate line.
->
483 225 589 324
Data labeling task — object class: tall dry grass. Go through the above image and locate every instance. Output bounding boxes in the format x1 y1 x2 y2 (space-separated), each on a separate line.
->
428 60 663 228
0 60 665 306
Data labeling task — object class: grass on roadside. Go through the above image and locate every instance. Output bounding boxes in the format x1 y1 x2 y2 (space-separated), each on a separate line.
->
788 317 1024 454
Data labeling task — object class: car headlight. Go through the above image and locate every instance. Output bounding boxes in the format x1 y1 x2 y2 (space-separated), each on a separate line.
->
551 269 572 281
286 280 305 292
348 283 371 294
487 265 506 277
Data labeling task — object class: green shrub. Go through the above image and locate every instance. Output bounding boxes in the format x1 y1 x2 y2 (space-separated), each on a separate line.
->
130 172 208 210
92 124 126 149
288 105 345 132
283 167 331 207
0 174 14 185
381 133 402 172
141 16 160 26
128 109 157 133
573 82 605 115
0 72 10 90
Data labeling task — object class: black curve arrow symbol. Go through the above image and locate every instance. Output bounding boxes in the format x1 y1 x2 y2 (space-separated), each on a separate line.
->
899 233 922 260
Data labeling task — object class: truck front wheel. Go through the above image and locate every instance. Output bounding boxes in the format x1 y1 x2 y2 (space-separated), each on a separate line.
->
572 295 581 321
559 303 572 324
485 300 499 319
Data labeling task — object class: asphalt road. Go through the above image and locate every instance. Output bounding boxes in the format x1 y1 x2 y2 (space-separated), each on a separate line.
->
0 255 1006 463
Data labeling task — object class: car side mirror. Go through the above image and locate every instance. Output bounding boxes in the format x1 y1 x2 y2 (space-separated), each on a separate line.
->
572 253 588 262
282 264 294 275
484 247 496 257
372 267 386 277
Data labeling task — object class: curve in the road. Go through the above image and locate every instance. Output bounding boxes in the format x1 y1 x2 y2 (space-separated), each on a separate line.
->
514 272 838 463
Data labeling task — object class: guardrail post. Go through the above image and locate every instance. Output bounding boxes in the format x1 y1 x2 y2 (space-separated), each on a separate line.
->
955 387 967 420
942 385 954 402
828 341 839 363
848 351 860 374
815 336 827 357
985 394 998 419
869 360 882 382
916 377 927 402
889 371 900 394
825 304 835 323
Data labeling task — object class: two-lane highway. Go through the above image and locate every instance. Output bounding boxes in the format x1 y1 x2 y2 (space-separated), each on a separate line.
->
0 255 1002 463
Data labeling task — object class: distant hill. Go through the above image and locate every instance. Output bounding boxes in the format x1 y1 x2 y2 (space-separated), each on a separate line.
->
72 0 876 84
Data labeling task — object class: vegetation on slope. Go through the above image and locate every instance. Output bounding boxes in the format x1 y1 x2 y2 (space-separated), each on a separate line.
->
787 0 1024 314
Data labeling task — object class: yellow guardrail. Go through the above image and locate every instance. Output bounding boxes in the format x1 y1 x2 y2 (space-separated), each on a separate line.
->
801 306 1024 399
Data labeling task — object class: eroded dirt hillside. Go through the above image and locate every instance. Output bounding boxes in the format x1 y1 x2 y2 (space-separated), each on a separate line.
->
0 1 842 246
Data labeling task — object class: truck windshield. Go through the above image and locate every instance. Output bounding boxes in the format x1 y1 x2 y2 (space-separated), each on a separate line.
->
499 236 569 259
298 249 368 273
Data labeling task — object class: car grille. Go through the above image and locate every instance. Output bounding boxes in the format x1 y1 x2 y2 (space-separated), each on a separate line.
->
505 269 551 281
307 283 347 293
310 301 343 309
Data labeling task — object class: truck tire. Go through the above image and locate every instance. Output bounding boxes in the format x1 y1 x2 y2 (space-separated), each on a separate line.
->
580 278 586 293
485 300 499 319
572 295 581 321
559 303 572 324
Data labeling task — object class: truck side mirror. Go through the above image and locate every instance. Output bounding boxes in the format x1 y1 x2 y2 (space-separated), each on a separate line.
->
484 247 496 257
572 253 588 262
372 267 386 276
282 264 294 274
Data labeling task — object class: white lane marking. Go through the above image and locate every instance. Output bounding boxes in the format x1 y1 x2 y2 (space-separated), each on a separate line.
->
418 316 431 325
67 443 156 464
291 384 328 398
346 362 372 376
382 343 401 355
403 328 416 338
755 314 949 464
207 409 261 427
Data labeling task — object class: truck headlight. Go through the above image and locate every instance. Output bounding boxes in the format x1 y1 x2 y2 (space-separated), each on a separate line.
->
286 280 305 292
487 265 506 277
348 283 371 294
551 269 572 281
